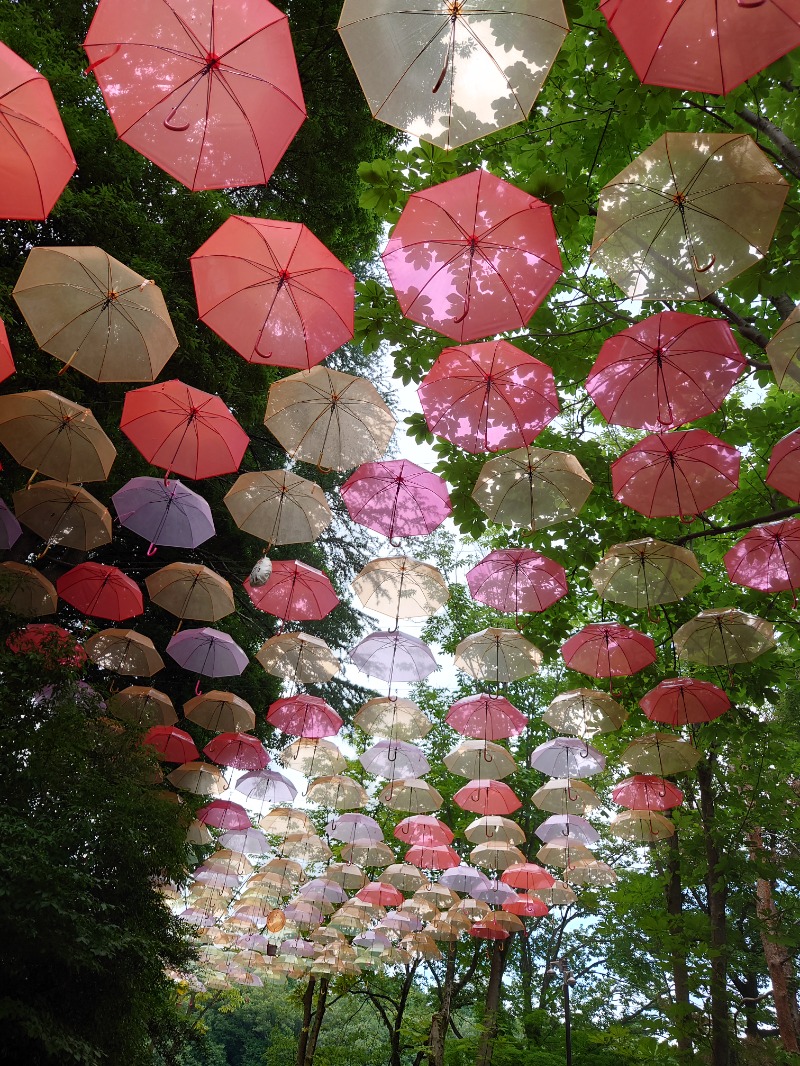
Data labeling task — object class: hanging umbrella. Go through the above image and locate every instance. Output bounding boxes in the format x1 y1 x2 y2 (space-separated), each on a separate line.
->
394 816 454 848
438 864 489 895
611 430 740 518
405 845 462 872
184 691 256 734
107 685 176 728
146 564 234 624
191 217 354 370
470 842 526 872
352 557 449 619
724 520 800 600
455 627 543 684
259 808 313 837
379 778 444 814
381 864 428 893
13 481 111 552
382 169 561 343
529 881 576 906
280 738 346 778
143 725 199 763
542 689 627 738
307 775 368 811
472 446 593 531
0 318 13 383
564 860 617 887
560 623 657 678
326 814 383 845
0 562 57 617
236 769 298 807
166 627 249 678
503 896 549 918
342 841 395 868
0 41 75 219
467 549 568 615
464 816 525 846
224 470 332 547
13 245 177 381
257 632 339 684
531 778 600 815
354 696 432 741
84 0 305 192
0 390 116 483
414 884 459 912
612 775 684 812
590 539 703 610
204 734 269 772
264 367 395 472
621 733 702 776
471 880 519 907
609 810 675 842
0 499 22 549
590 132 789 300
535 815 600 846
640 678 730 727
767 304 800 391
57 562 143 621
85 628 164 676
360 739 431 780
299 878 348 905
445 693 527 740
418 341 559 454
219 828 269 855
350 630 438 684
537 841 595 868
444 740 517 781
341 459 452 542
245 560 339 622
501 863 555 891
7 623 86 668
121 380 249 480
766 427 800 501
469 919 511 941
530 738 606 779
267 694 343 738
672 608 775 667
198 800 251 831
586 311 744 431
453 779 521 816
112 478 214 550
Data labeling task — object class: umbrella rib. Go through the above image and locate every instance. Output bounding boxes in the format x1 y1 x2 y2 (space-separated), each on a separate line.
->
0 106 50 215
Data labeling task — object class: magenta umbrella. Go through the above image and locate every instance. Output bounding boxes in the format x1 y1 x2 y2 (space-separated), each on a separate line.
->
341 459 452 541
267 694 343 738
350 630 438 683
466 549 568 615
166 627 249 680
561 623 657 678
724 519 800 602
245 559 339 621
196 799 251 831
111 476 214 551
639 677 730 727
445 693 528 740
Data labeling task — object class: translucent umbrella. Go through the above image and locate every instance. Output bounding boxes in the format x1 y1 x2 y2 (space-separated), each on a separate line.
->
306 775 368 811
245 560 339 622
360 739 431 780
471 881 518 906
224 470 332 547
259 809 313 837
467 549 568 614
470 842 526 872
85 628 164 676
453 780 521 816
198 800 252 831
609 810 675 842
379 778 444 814
350 630 438 684
112 478 214 550
166 628 248 680
472 446 593 531
405 845 462 872
639 678 730 727
454 627 542 684
672 608 775 667
236 769 298 806
257 632 339 684
446 693 527 740
560 623 656 678
7 623 86 668
204 734 269 772
394 816 453 847
341 842 395 868
381 863 428 893
501 863 555 892
146 564 234 623
529 881 576 907
352 557 449 620
724 520 800 601
167 761 227 796
267 695 343 738
0 499 22 549
0 318 13 382
530 738 606 779
542 689 627 738
590 539 703 610
767 303 800 392
535 815 599 846
279 739 346 778
107 685 176 728
0 563 57 617
13 481 111 552
621 733 702 776
503 896 549 918
444 740 517 781
184 691 256 734
537 841 595 868
531 778 600 816
326 814 383 845
341 459 452 541
766 427 800 500
611 776 684 812
464 816 525 846
354 696 433 740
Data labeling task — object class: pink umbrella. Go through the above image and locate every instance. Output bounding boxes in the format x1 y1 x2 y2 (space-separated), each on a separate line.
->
0 318 14 383
766 429 800 503
166 627 249 679
196 799 251 831
142 725 199 763
466 549 568 615
267 694 343 738
57 562 143 621
405 844 461 871
356 882 403 907
349 630 438 683
612 775 684 812
724 520 800 602
561 623 657 678
394 815 453 847
501 864 555 891
453 780 522 816
341 459 452 541
418 341 559 454
503 896 549 918
639 677 730 727
203 733 269 771
245 560 340 621
445 694 527 741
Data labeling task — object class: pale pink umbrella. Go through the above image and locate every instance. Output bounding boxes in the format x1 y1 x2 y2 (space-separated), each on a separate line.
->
453 780 522 816
341 459 452 542
724 519 800 603
560 623 657 678
766 428 800 503
203 733 270 771
245 560 339 621
405 845 461 871
466 549 568 615
326 814 383 844
350 630 438 684
267 695 343 738
445 694 527 740
394 816 454 847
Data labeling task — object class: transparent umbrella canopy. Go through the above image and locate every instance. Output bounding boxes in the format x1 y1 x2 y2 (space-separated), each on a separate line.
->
767 303 800 392
13 480 111 551
256 632 339 685
352 556 449 620
454 627 543 684
542 689 628 737
472 446 593 531
224 470 332 547
590 538 704 610
672 608 775 667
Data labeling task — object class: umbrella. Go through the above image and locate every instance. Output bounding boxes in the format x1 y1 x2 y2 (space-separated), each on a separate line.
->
724 520 800 601
166 627 249 678
560 623 657 678
444 740 517 781
198 800 252 831
381 864 428 893
454 627 542 684
341 842 395 868
191 217 354 370
612 776 684 812
341 460 453 544
405 845 462 872
236 769 298 807
257 809 312 839
464 816 525 846
414 885 459 912
537 841 595 868
266 695 343 738
13 481 111 552
438 864 489 894
501 864 555 891
7 623 86 668
0 41 75 219
264 367 396 472
672 608 775 667
0 318 13 383
471 879 518 905
204 734 269 772
531 778 600 815
609 810 675 842
590 539 703 610
143 725 199 763
535 816 599 846
453 779 521 816
621 733 702 776
219 829 269 855
184 691 256 734
224 470 332 547
107 685 176 728
467 549 568 615
338 0 568 149
57 562 143 621
590 132 789 300
472 446 593 531
766 427 800 501
280 739 346 778
0 499 22 550
564 860 617 887
85 628 164 676
504 896 549 918
246 560 339 622
354 696 432 741
418 341 559 454
767 303 800 392
121 380 249 480
350 630 438 684
379 778 444 814
611 430 740 518
445 693 527 741
360 739 431 780
394 816 454 848
542 689 627 738
0 390 116 483
530 738 606 779
13 245 177 381
0 563 57 617
146 563 234 624
529 881 576 906
307 775 368 811
600 0 800 95
299 878 348 905
470 842 526 872
586 311 745 431
112 478 214 550
257 632 339 684
352 557 449 619
84 0 305 191
639 678 730 727
469 920 511 941
382 169 561 343
326 814 383 845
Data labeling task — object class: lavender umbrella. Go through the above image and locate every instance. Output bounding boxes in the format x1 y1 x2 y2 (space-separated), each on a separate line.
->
439 864 490 894
166 627 248 682
0 499 22 549
280 938 316 958
325 813 384 844
359 739 430 779
111 476 214 551
219 828 270 854
535 814 600 845
471 880 517 906
529 737 606 779
350 630 438 683
235 768 298 806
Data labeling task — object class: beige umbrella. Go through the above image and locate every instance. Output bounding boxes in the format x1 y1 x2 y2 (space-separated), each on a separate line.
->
186 819 213 847
590 538 703 611
330 913 371 936
259 809 313 837
454 898 491 921
455 627 543 684
621 733 702 776
426 920 462 943
542 689 628 738
278 738 346 777
85 628 164 676
12 480 111 551
256 631 339 684
108 685 177 728
206 849 254 877
13 246 178 381
341 841 395 867
183 691 256 734
224 469 332 546
262 858 306 887
279 833 333 863
470 842 526 872
532 778 600 816
145 563 235 623
400 932 442 961
767 303 800 391
464 815 526 846
0 562 57 617
488 912 525 934
444 740 517 781
379 778 443 814
326 863 368 892
352 556 449 619
0 391 115 482
354 696 433 741
529 880 577 906
610 810 675 842
264 367 396 471
167 761 227 796
536 841 595 869
381 863 428 893
673 608 775 667
564 860 617 887
472 446 593 531
306 775 368 811
401 897 437 921
413 884 459 911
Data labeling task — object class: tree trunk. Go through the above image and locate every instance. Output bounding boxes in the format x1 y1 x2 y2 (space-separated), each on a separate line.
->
304 977 329 1066
475 940 506 1066
738 971 762 1041
297 977 315 1066
428 942 456 1066
519 931 540 1042
665 832 695 1063
390 964 418 1066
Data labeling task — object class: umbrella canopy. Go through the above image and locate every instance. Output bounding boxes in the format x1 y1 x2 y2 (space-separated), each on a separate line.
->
184 691 256 734
503 896 549 918
143 725 199 763
236 769 298 806
621 733 702 776
326 813 383 845
445 693 527 741
352 557 449 619
0 41 75 219
0 318 13 383
470 842 526 872
85 628 164 676
590 538 703 610
264 367 395 472
204 733 269 772
560 623 657 678
418 341 559 454
586 311 744 431
280 739 346 778
382 169 561 343
13 481 111 551
341 459 452 541
672 608 775 667
394 816 454 848
766 427 800 501
341 841 395 868
0 562 57 617
537 841 595 868
529 880 576 906
360 739 431 780
7 623 86 668
166 627 249 678
121 380 249 480
379 778 444 814
57 562 143 621
467 549 568 615
472 446 593 531
257 632 339 684
146 564 234 622
501 863 555 891
405 845 462 872
267 695 343 739
112 477 214 550
192 217 354 370
609 810 675 842
611 430 740 518
531 778 600 815
381 863 428 893
542 689 628 738
612 775 684 812
453 779 521 816
107 685 176 728
530 738 606 779
307 775 368 811
0 390 115 483
724 520 800 599
591 132 789 300
354 696 432 741
0 499 22 549
84 0 305 191
245 560 339 622
767 304 800 392
444 740 517 781
455 627 542 684
564 860 617 887
438 864 489 894
350 630 438 684
224 470 332 547
259 808 313 837
464 816 525 846
198 800 252 831
535 815 600 846
640 678 730 727
13 245 177 381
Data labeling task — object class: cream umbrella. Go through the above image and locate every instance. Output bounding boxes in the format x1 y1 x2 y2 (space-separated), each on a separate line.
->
472 446 593 530
610 810 675 842
564 860 617 887
767 303 800 391
542 689 628 738
0 563 57 617
108 686 177 728
223 469 332 546
531 778 600 816
379 778 444 814
85 628 164 676
444 740 518 781
529 880 576 907
259 809 314 837
167 761 227 796
381 863 428 893
536 841 595 868
400 932 442 961
279 834 333 864
590 538 703 610
257 631 339 684
621 733 702 776
145 563 235 623
341 841 395 867
354 696 433 741
352 556 449 619
673 608 775 667
326 863 368 892
12 480 111 551
306 775 368 811
278 738 347 777
454 627 543 683
184 691 256 734
470 842 526 872
464 815 526 846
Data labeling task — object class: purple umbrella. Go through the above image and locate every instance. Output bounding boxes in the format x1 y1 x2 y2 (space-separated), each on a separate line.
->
471 880 517 906
439 864 490 894
325 813 384 844
219 828 270 854
360 739 430 780
235 768 298 806
535 815 600 845
299 878 348 904
350 630 438 684
280 938 316 958
530 737 606 779
0 499 22 549
283 902 324 926
382 910 424 933
111 476 214 552
166 627 248 686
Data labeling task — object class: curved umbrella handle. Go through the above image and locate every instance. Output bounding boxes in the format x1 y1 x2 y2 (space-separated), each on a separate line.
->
388 747 398 762
147 542 158 557
484 749 494 764
566 784 579 802
692 253 716 274
164 104 191 132
561 826 570 838
453 295 470 324
195 679 203 696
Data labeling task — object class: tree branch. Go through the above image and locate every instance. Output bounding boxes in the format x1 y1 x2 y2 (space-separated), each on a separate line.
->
675 506 800 545
702 293 770 352
735 108 800 179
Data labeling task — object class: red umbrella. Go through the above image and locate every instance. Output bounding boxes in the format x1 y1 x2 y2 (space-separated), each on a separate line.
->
639 677 731 727
561 623 656 678
418 341 559 454
503 896 549 918
245 560 339 621
197 799 251 831
0 318 15 383
470 920 510 941
341 459 452 541
57 562 143 621
382 169 562 343
356 881 403 907
120 380 249 480
466 549 568 615
611 430 740 518
453 779 522 816
84 0 305 191
267 694 343 738
501 864 555 891
724 520 800 601
143 725 199 763
7 623 86 668
600 0 800 96
766 429 800 503
611 775 684 812
586 311 744 430
191 217 354 370
394 815 454 847
203 733 270 771
445 694 527 741
405 844 461 871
